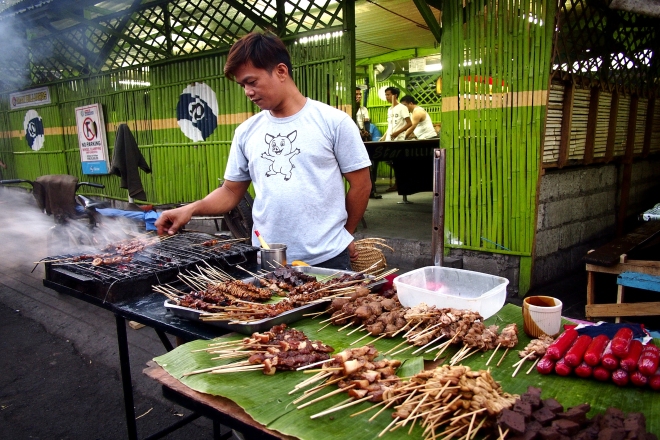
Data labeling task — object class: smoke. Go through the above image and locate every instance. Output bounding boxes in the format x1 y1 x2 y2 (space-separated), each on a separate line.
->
0 13 32 91
0 187 147 267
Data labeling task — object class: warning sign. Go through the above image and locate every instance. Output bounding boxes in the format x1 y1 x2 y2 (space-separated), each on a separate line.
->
75 104 109 175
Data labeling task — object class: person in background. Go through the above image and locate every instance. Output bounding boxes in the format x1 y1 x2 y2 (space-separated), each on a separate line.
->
400 95 438 140
380 86 411 192
355 87 370 136
381 86 411 141
355 87 382 199
156 32 372 270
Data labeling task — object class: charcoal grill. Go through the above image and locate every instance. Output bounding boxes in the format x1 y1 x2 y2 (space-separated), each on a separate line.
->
43 232 259 303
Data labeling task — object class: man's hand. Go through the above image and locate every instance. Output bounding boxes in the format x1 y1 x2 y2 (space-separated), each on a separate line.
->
155 204 195 235
348 241 359 261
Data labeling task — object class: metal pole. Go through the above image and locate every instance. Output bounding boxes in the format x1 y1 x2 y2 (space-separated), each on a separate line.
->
432 148 446 266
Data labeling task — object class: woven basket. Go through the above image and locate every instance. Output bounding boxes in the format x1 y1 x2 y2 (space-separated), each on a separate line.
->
351 238 394 275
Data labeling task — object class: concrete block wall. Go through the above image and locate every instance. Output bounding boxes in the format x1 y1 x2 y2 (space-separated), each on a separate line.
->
532 157 660 287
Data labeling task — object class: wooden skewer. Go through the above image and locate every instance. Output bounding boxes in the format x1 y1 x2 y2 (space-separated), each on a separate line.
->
310 395 372 419
412 334 445 355
496 347 510 367
210 365 264 374
316 321 334 332
337 321 355 332
304 367 343 374
526 357 540 375
296 358 332 371
346 324 365 336
383 339 408 355
486 343 501 366
350 331 374 346
296 384 355 409
379 417 400 437
293 376 347 404
350 399 386 417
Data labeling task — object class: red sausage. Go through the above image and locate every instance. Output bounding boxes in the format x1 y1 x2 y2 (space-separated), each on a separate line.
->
584 334 609 366
611 327 634 358
565 335 593 367
650 368 660 391
611 368 629 386
620 340 643 372
536 354 555 375
638 343 660 376
601 341 620 371
630 371 648 387
547 328 579 360
574 361 592 378
593 366 611 382
554 358 573 376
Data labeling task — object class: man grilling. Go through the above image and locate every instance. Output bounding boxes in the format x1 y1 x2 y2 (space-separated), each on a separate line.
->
155 32 372 271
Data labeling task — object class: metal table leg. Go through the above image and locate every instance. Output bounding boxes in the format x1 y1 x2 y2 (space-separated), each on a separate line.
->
116 314 138 440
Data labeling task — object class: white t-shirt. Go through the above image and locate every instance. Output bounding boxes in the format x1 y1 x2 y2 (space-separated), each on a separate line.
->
356 106 369 130
225 98 371 265
386 103 410 141
413 106 438 140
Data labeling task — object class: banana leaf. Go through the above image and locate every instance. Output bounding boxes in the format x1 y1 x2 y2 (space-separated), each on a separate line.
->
154 304 660 438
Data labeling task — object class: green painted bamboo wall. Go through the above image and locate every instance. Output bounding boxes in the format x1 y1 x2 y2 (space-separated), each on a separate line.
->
0 33 350 204
441 0 556 291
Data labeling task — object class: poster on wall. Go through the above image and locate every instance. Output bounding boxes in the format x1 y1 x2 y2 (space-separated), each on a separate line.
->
23 109 45 151
75 103 110 175
176 82 219 142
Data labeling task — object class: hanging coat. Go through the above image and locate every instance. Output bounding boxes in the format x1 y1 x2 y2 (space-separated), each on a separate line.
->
110 124 151 201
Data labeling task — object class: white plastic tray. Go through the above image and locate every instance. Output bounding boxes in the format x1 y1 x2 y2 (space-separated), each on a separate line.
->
394 266 509 319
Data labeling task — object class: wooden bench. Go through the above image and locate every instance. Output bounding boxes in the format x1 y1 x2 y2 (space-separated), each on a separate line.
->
585 221 660 322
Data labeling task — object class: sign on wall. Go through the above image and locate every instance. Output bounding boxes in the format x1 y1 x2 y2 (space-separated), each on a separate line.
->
177 82 219 142
75 104 110 175
10 87 51 110
23 109 45 151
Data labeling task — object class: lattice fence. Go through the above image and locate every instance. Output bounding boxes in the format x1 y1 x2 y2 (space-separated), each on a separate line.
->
1 0 345 92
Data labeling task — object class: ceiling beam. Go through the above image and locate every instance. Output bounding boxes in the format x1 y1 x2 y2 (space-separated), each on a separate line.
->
411 0 442 43
222 0 274 32
357 47 440 66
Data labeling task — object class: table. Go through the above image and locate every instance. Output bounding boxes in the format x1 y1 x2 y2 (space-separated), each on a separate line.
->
144 362 294 440
43 277 229 440
364 139 438 200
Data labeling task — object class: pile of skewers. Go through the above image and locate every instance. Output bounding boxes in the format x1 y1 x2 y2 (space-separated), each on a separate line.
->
319 287 520 365
156 262 394 323
184 324 335 375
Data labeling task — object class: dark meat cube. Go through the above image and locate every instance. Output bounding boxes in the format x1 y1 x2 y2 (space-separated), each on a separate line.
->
542 398 564 414
574 424 601 440
527 386 543 396
624 413 646 432
514 400 534 418
522 392 542 408
557 405 590 426
552 419 581 436
521 421 543 440
538 427 561 440
605 408 626 421
533 406 557 426
600 412 625 430
499 408 527 436
626 428 646 440
644 434 658 440
598 428 627 440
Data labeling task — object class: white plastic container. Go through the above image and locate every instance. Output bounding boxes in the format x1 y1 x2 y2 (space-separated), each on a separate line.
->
394 266 509 319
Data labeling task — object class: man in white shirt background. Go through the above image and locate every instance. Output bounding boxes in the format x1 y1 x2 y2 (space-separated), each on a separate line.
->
400 95 438 140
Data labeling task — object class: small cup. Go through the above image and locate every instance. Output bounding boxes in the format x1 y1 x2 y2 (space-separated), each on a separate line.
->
522 296 563 338
260 243 287 270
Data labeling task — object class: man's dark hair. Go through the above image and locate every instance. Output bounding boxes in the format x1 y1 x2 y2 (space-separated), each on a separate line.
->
356 87 362 92
385 86 400 98
224 32 293 80
400 95 417 105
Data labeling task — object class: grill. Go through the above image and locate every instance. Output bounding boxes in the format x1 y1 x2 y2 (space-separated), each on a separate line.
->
43 232 259 303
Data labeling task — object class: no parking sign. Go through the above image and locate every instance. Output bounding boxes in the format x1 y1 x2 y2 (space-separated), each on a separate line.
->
75 104 110 175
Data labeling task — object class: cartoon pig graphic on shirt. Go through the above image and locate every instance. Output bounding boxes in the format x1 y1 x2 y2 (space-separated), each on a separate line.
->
261 131 300 181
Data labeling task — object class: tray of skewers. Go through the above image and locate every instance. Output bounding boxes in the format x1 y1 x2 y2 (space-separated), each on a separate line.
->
159 265 392 334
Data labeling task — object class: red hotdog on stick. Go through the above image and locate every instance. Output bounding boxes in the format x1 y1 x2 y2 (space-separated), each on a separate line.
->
611 368 629 386
536 354 555 375
650 368 660 391
638 343 660 376
601 341 620 371
620 340 643 372
574 361 593 378
546 328 578 361
565 334 592 367
611 327 634 358
593 366 611 382
584 334 609 367
554 358 573 376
